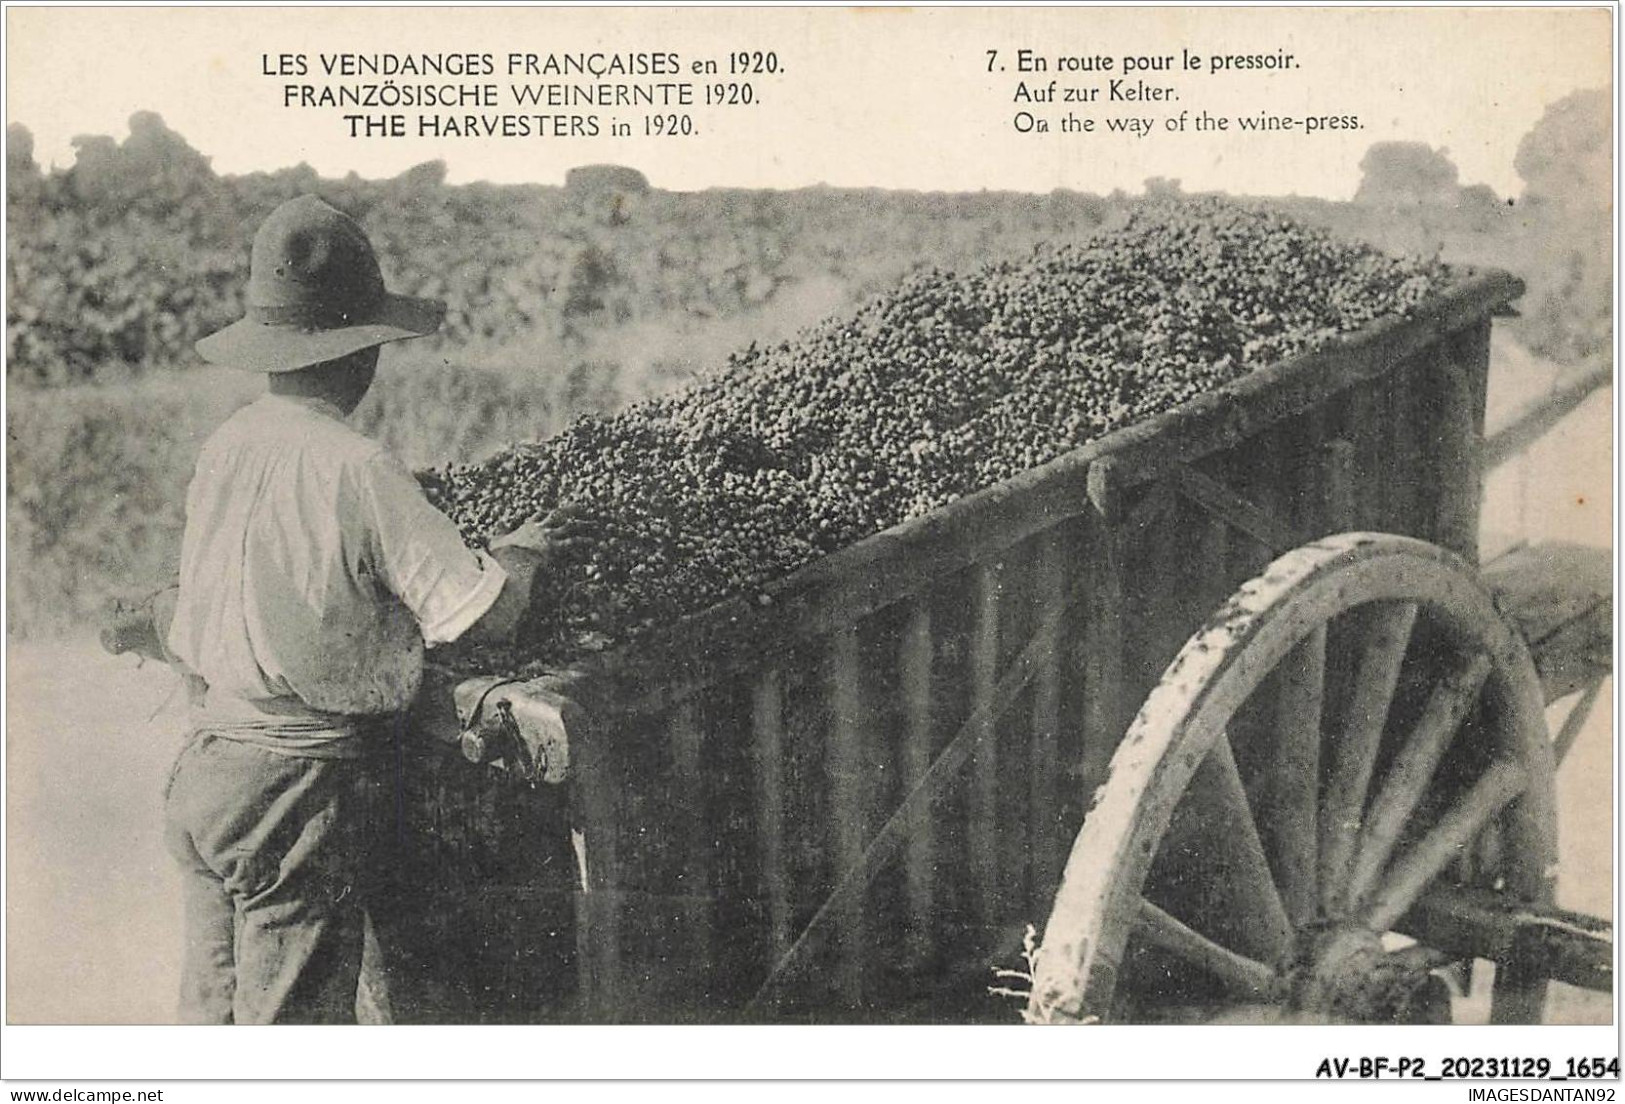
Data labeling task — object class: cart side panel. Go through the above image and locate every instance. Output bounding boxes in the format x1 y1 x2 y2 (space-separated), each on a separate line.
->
571 503 1126 1021
370 736 579 1023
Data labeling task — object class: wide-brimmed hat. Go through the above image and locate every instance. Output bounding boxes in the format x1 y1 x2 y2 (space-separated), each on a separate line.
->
196 195 445 372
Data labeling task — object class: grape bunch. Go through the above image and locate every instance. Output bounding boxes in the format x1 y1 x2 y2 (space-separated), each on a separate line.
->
423 197 1453 670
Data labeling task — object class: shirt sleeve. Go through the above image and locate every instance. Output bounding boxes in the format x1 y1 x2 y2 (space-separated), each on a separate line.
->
358 453 509 646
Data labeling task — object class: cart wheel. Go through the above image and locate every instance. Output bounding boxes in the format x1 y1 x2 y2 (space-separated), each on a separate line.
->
1030 533 1557 1024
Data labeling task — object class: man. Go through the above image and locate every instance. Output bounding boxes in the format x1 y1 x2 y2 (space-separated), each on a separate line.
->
161 195 585 1024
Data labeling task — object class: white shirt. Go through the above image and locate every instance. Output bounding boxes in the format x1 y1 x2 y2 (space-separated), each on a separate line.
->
168 393 505 727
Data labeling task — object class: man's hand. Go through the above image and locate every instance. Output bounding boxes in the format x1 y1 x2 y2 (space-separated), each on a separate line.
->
101 584 182 665
465 507 600 647
489 505 598 570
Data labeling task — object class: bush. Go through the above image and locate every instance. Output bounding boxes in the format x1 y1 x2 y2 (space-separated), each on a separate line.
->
7 113 1117 386
353 355 565 471
6 371 257 637
1510 88 1611 364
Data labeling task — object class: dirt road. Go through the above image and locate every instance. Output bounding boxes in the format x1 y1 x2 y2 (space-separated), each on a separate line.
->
6 642 188 1022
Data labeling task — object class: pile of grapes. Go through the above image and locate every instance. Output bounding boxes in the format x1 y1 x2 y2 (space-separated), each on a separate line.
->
422 197 1453 668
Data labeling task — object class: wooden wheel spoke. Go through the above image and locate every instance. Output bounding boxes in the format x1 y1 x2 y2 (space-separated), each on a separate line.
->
1136 898 1280 1001
1346 651 1493 906
1262 626 1325 926
1177 736 1294 961
1363 759 1529 933
1319 600 1419 914
1034 535 1556 1025
1552 678 1605 766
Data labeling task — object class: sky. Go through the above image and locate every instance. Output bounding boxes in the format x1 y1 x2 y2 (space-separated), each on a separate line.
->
5 6 1615 200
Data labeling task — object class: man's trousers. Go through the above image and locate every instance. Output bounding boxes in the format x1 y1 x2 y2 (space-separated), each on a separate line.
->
163 732 393 1024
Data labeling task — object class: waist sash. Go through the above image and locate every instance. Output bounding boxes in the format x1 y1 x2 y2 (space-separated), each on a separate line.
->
190 692 394 759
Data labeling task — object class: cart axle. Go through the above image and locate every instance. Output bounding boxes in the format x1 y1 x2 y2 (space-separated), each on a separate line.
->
1400 883 1613 994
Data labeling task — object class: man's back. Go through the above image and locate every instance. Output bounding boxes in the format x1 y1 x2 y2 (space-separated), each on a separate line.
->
168 392 500 734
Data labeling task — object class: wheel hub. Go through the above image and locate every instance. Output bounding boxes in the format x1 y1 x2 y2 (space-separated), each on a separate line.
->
1285 924 1452 1024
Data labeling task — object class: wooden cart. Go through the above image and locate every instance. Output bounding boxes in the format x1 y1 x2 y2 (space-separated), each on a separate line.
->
115 269 1612 1024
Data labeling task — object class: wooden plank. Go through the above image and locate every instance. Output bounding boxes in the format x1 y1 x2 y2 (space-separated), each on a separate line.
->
1224 421 1284 582
1485 358 1612 470
1490 959 1551 1025
1346 377 1383 532
1140 478 1203 714
775 648 829 1005
1466 320 1491 446
993 540 1039 936
1551 678 1606 766
750 669 792 964
1174 464 1299 555
970 561 1003 940
1430 326 1488 560
898 594 936 968
1078 512 1126 791
745 566 1096 1013
1051 512 1096 841
827 625 869 1008
1194 492 1234 615
1399 883 1612 993
1531 616 1611 708
1029 529 1067 903
1321 438 1356 535
1084 271 1523 503
668 700 712 996
1387 353 1425 546
569 725 622 1020
1250 412 1325 929
1486 543 1613 646
1483 543 1612 705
